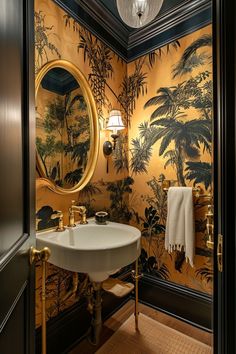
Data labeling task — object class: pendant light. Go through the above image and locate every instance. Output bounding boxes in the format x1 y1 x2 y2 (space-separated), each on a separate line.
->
116 0 164 28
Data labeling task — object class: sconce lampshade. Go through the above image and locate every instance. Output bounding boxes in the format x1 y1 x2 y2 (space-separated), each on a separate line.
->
106 110 124 134
116 0 163 28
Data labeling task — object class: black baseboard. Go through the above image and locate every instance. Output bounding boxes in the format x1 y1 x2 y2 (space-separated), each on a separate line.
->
137 274 213 331
36 273 212 353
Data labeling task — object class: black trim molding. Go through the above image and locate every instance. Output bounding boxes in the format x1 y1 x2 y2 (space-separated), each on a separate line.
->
53 0 212 61
138 275 212 331
36 291 131 354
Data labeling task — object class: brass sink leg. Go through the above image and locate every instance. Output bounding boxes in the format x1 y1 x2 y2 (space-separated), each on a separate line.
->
132 258 143 332
30 247 51 354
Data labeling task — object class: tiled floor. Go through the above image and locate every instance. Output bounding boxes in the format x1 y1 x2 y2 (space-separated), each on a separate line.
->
69 300 213 354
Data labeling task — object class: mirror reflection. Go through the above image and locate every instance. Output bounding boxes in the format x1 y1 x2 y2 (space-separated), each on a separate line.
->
36 67 91 188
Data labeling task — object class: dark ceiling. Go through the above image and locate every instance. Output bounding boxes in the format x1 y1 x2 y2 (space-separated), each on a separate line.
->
55 0 212 61
97 0 185 32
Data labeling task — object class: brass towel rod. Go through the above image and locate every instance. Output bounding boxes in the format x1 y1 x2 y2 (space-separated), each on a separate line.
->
163 186 212 199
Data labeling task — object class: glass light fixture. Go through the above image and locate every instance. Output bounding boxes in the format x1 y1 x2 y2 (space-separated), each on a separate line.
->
116 0 164 28
103 110 124 157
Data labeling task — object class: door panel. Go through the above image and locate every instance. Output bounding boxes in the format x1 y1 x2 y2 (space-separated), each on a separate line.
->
0 0 35 353
0 0 24 256
213 1 236 353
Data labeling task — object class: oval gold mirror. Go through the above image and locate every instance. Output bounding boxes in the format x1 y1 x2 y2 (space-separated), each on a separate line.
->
35 60 99 194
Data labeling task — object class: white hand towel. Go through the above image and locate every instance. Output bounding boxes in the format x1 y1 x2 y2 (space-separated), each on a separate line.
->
165 187 195 267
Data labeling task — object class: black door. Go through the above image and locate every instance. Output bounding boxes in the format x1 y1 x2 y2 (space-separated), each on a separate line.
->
213 1 236 353
0 0 35 353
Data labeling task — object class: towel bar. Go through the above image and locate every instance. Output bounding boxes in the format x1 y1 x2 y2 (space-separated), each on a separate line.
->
163 185 212 199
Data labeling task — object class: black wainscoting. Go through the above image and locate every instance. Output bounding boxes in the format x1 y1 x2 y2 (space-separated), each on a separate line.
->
138 275 212 331
35 289 131 354
36 272 212 354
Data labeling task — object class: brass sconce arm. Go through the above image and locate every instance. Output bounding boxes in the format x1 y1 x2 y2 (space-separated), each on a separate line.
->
103 109 125 157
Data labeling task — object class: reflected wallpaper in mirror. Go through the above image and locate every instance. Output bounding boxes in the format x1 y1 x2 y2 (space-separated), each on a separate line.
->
36 67 90 188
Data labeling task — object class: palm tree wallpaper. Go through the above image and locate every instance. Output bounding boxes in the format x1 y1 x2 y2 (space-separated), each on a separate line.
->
36 85 90 187
35 0 213 328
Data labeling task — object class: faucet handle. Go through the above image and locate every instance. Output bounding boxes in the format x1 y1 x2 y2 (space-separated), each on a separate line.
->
68 201 76 227
36 217 42 231
78 206 88 225
51 211 65 232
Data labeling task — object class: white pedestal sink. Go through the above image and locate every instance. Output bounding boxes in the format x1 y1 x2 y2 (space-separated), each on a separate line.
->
36 219 141 282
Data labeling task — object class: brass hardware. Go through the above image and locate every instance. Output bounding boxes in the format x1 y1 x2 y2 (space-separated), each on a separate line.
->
205 205 214 249
68 200 76 227
51 211 65 231
29 246 51 264
29 247 51 354
36 217 42 231
217 234 223 272
132 258 143 331
68 202 88 226
163 181 212 199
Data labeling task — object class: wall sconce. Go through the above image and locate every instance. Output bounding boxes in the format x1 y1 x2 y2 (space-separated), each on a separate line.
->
103 110 125 157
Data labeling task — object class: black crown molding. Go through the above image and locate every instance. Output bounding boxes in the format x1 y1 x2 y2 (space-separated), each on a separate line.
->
129 0 211 49
54 0 212 62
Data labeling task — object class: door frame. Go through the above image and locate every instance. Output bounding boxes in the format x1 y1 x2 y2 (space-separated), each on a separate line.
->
213 1 236 353
24 0 36 352
23 0 36 352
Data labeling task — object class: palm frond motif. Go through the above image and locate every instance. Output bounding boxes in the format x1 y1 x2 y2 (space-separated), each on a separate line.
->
106 177 134 223
185 161 212 190
63 14 80 33
112 133 129 173
34 11 61 73
78 28 114 121
142 206 165 254
163 150 178 170
147 40 181 68
195 265 213 283
36 135 64 178
144 83 191 120
150 118 211 185
172 34 212 78
64 168 83 185
77 182 102 218
118 60 147 126
78 182 102 198
130 122 159 174
139 248 170 280
142 176 167 224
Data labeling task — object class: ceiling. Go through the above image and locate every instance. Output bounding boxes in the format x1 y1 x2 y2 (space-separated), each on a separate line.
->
97 0 185 32
55 0 212 61
42 68 79 96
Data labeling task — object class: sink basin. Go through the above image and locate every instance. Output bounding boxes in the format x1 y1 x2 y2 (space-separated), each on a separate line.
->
36 219 141 282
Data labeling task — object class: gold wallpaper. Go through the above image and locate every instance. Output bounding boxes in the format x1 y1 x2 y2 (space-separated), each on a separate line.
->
35 0 213 329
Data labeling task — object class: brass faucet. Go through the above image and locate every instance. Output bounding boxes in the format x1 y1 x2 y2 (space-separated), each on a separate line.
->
68 200 88 226
206 204 214 249
51 211 65 232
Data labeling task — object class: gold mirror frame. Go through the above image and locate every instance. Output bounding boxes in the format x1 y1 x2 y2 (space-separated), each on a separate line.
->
35 59 99 194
